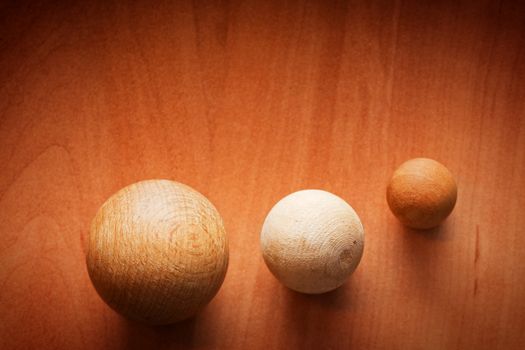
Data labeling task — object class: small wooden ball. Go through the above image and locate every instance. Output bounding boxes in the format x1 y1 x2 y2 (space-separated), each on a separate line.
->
86 180 229 325
387 158 457 230
260 190 364 294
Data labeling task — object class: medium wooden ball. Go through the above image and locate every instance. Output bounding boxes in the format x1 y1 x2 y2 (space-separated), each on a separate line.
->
387 158 457 230
260 190 365 294
86 180 228 325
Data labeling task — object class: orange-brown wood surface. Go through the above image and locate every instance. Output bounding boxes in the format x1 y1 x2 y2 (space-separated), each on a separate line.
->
1 1 525 349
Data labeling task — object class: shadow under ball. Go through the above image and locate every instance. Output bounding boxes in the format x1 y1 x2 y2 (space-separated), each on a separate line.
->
387 158 457 230
260 190 364 294
86 180 229 325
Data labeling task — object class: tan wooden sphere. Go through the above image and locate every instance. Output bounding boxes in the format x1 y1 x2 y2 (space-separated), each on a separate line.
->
260 190 365 294
86 180 229 325
387 158 457 230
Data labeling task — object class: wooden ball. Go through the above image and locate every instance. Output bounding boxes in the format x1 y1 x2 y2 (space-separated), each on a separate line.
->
86 180 228 325
387 158 457 230
260 190 364 294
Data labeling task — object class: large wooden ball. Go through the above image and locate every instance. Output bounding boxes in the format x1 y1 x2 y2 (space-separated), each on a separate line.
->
387 158 457 230
86 180 228 325
260 190 365 294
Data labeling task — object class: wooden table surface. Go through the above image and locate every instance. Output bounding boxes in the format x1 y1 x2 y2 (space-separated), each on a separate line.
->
1 1 525 349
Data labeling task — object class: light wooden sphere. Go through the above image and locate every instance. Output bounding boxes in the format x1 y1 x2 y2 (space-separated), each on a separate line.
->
387 158 457 230
260 190 365 294
86 180 229 325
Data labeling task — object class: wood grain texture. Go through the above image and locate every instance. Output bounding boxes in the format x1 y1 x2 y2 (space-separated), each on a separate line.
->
1 0 524 349
261 189 364 294
387 158 458 229
87 179 229 325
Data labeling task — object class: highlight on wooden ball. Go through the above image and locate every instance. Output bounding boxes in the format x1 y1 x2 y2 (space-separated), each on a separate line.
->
260 189 365 294
387 158 457 230
86 179 229 325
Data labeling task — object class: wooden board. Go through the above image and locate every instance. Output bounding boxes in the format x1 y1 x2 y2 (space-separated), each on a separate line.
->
1 0 524 349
